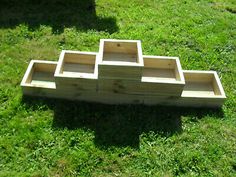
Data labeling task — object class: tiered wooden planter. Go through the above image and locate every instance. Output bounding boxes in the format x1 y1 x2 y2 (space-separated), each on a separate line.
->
21 39 226 107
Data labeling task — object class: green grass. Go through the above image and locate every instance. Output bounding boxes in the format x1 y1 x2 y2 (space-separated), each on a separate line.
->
0 0 236 176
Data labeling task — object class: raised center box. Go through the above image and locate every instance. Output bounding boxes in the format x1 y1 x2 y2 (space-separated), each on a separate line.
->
98 39 143 80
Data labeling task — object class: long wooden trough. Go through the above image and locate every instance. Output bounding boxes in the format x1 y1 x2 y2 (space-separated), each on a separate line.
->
21 39 226 107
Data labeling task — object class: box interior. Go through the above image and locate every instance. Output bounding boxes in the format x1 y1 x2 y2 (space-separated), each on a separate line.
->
102 41 139 64
182 72 222 97
26 62 56 88
60 53 96 77
142 57 181 82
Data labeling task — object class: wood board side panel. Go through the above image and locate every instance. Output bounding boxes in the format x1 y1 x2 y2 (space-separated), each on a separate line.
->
98 65 142 80
103 41 138 54
22 86 225 107
98 79 184 96
64 53 96 65
55 77 98 91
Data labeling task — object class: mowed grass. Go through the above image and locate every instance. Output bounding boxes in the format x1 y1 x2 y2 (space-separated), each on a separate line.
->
0 0 236 176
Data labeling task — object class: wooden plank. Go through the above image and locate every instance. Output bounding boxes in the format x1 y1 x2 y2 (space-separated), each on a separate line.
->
98 65 142 80
142 68 176 81
143 96 225 107
103 53 137 63
140 55 185 95
182 82 215 97
62 63 95 78
56 78 98 91
102 39 140 54
21 38 227 108
22 86 225 108
142 55 185 83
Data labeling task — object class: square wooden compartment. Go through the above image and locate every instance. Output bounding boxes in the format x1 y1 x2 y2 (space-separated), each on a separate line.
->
21 60 57 89
99 39 143 64
98 39 143 80
54 50 98 79
142 56 185 84
182 70 226 98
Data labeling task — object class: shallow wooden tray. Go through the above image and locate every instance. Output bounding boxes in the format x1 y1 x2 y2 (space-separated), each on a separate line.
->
20 60 57 96
21 60 57 89
182 70 226 98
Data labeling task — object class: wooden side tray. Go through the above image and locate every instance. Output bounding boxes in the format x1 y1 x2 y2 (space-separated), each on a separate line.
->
179 70 226 107
54 50 98 91
20 60 57 96
98 39 143 80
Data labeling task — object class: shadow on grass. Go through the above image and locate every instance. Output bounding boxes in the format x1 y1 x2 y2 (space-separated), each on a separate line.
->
22 96 224 148
0 0 118 34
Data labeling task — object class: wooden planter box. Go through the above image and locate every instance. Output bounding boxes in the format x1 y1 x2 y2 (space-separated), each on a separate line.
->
20 39 227 107
20 60 57 96
98 39 143 80
142 70 226 107
98 56 185 96
180 70 226 106
140 55 185 96
54 50 98 91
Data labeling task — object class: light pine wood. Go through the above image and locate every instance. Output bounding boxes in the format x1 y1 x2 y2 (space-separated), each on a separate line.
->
98 65 142 80
142 55 185 83
142 68 176 81
31 72 56 88
21 39 226 107
55 50 98 77
181 70 226 98
62 63 95 78
21 60 57 90
98 79 184 96
182 82 215 97
141 55 185 96
98 39 143 80
54 50 98 91
103 53 137 63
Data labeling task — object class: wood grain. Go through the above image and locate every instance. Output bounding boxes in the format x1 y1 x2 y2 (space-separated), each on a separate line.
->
21 40 226 107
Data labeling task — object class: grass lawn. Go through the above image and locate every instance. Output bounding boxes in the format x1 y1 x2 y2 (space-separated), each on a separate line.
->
0 0 236 176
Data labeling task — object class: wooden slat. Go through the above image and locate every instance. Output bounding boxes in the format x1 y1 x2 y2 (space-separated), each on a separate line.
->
103 53 137 63
31 72 56 88
98 79 184 96
182 82 215 97
21 61 226 107
98 65 142 80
